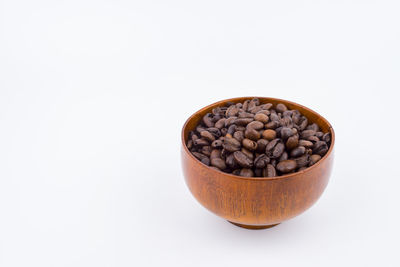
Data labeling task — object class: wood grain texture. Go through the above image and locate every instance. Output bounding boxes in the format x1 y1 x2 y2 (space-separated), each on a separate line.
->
181 97 335 229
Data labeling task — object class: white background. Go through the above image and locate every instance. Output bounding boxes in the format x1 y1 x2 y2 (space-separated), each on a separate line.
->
1 0 399 266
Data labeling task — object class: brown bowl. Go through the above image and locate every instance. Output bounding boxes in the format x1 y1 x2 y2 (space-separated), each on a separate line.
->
181 97 335 229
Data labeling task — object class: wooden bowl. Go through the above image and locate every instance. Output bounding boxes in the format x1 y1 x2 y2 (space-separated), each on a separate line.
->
181 97 335 229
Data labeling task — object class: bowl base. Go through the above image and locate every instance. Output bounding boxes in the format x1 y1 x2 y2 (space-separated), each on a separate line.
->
228 221 280 230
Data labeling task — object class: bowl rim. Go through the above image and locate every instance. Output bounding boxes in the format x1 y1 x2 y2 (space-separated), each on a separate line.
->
181 96 335 181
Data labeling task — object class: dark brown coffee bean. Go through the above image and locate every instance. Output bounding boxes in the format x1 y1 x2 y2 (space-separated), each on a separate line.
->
276 160 297 173
280 127 293 140
309 154 322 166
299 117 308 130
202 113 214 127
313 141 328 156
294 154 310 168
254 113 269 123
225 154 237 169
298 139 313 148
226 105 240 117
207 127 221 138
279 151 288 162
192 152 207 161
241 148 254 160
280 117 293 128
301 130 316 139
254 154 270 169
254 168 263 177
286 135 299 150
220 128 228 136
200 130 215 142
211 158 227 170
247 120 264 130
193 138 209 146
315 131 324 139
244 128 261 141
233 131 245 143
262 129 276 140
263 164 277 177
270 159 277 167
272 142 285 158
232 169 241 175
322 132 331 143
215 118 226 129
265 138 279 152
308 136 320 142
240 168 254 177
233 151 253 168
256 139 269 153
265 120 279 129
290 146 306 157
242 138 258 151
234 118 254 126
210 149 221 159
276 103 288 113
211 139 223 148
201 146 212 157
223 137 241 152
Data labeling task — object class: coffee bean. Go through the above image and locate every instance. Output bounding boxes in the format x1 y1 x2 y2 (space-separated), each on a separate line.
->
272 142 285 158
276 160 297 173
187 139 193 149
306 123 319 132
254 154 270 169
233 131 245 143
280 127 293 140
201 157 210 165
286 135 299 150
315 131 324 139
265 121 279 129
254 113 269 123
276 103 288 113
279 151 288 162
193 138 209 146
211 139 223 148
280 117 293 128
200 131 215 142
256 139 269 153
245 128 261 141
262 129 277 140
270 113 280 122
202 113 214 128
226 105 240 117
248 98 260 111
240 168 254 177
290 146 306 157
192 152 207 161
238 112 254 118
301 130 316 139
233 151 253 168
234 118 254 126
308 136 320 143
309 154 322 166
211 158 227 170
241 148 254 160
254 168 263 177
313 141 328 156
215 118 226 129
224 116 237 127
247 120 264 130
210 149 221 159
225 154 238 169
201 146 212 157
299 117 308 130
323 132 331 143
242 100 250 111
223 137 241 152
207 128 221 138
298 139 313 148
256 110 270 116
263 164 277 177
242 138 258 151
298 166 307 171
294 154 310 168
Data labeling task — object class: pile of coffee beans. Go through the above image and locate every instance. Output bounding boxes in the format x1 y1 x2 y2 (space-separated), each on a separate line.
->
186 98 331 177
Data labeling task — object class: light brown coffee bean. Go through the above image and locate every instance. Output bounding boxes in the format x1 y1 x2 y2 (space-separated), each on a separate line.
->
254 113 269 123
210 149 221 159
298 139 313 148
211 158 227 170
214 118 226 129
242 138 258 151
262 129 276 140
247 120 264 130
245 128 261 141
276 103 288 113
200 130 215 142
286 135 299 150
309 154 322 166
239 168 254 177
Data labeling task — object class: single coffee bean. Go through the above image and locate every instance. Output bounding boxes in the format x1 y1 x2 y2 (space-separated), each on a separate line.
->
276 160 297 173
233 151 253 168
241 148 254 160
276 103 288 113
227 124 237 135
232 169 241 176
210 149 221 159
200 130 215 142
187 139 193 149
286 135 299 150
225 154 238 169
211 139 223 148
193 138 209 146
201 146 212 157
263 164 277 177
270 159 277 167
233 131 245 143
242 100 250 111
234 118 254 126
265 138 279 152
211 158 227 170
298 139 313 148
306 123 319 132
299 117 308 130
254 154 270 169
254 113 269 123
272 142 285 158
238 112 254 118
242 138 258 151
256 139 269 153
290 146 306 157
279 151 288 162
322 132 331 143
248 98 260 111
202 113 214 128
265 120 279 129
260 103 273 110
240 168 254 177
223 137 241 152
270 113 280 122
192 152 207 161
220 128 228 136
245 128 261 141
254 168 263 177
280 117 293 128
256 109 270 116
294 154 310 168
309 154 322 166
262 129 277 140
226 105 240 117
308 135 320 143
280 127 293 140
301 129 316 139
315 131 324 139
201 157 210 165
313 141 328 156
247 120 264 130
207 127 221 138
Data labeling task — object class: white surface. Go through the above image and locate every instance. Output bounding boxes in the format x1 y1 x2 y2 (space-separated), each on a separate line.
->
1 0 399 266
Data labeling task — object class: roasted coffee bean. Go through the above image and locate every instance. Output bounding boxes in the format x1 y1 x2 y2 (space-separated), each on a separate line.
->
254 154 270 169
295 154 310 168
215 118 226 129
263 164 277 177
254 113 269 123
276 160 297 173
210 149 221 159
211 158 227 170
262 129 277 141
276 103 288 113
223 137 241 152
313 141 328 156
233 151 253 168
233 131 245 143
245 128 261 141
309 154 322 166
247 121 264 130
290 146 306 157
240 168 254 177
211 139 223 148
200 131 215 142
298 139 313 148
256 139 269 153
280 127 293 140
272 142 285 158
187 98 331 177
286 135 299 150
242 138 258 151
